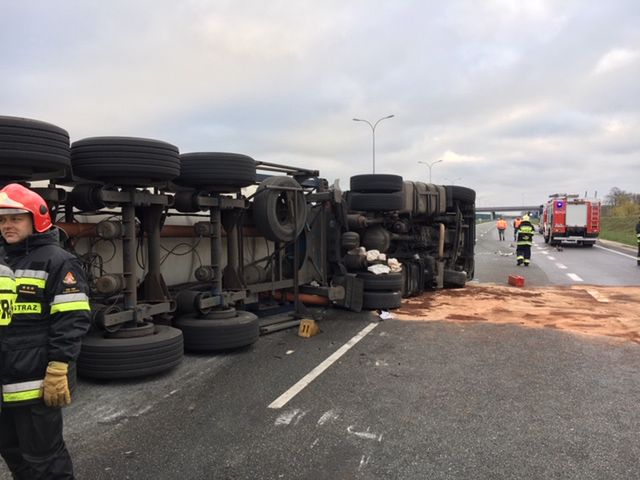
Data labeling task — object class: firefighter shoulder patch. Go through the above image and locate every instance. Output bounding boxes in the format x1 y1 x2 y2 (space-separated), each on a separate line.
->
62 271 77 285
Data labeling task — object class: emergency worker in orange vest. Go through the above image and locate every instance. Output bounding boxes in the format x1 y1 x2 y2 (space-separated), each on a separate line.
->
0 184 91 479
496 217 507 241
513 216 522 241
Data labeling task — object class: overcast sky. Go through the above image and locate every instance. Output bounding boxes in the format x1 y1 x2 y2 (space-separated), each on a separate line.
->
2 0 639 207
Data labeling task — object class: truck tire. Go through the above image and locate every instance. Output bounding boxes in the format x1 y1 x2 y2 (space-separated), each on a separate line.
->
71 137 180 186
350 174 403 193
446 185 476 204
78 325 184 379
446 185 476 213
253 176 307 242
356 272 403 291
175 152 256 191
443 269 466 288
362 290 402 310
174 310 259 351
0 115 70 181
349 191 403 212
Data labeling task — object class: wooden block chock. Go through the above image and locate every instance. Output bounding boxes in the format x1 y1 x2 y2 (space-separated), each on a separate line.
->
298 319 320 338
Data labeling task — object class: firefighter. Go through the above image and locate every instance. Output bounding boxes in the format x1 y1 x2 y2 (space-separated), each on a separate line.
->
516 214 535 266
496 217 507 241
0 183 91 479
636 216 640 266
513 216 522 241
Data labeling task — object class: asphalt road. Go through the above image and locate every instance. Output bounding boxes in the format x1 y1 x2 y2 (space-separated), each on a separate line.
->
1 226 639 479
474 222 639 286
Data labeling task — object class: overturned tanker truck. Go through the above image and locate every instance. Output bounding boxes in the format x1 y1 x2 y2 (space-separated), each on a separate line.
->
0 115 475 380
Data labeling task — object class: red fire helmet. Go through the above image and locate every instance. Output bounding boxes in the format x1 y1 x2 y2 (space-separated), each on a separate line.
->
0 183 52 233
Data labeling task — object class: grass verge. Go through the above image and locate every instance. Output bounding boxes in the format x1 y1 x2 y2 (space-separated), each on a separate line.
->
600 216 638 246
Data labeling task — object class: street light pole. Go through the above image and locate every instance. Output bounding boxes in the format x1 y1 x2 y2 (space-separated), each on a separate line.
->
353 114 395 174
418 159 443 183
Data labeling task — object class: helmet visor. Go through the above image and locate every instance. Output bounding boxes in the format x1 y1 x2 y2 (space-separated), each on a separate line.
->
0 208 29 215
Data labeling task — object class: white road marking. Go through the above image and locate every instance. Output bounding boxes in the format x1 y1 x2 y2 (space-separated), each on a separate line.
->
547 256 555 260
268 322 379 409
317 409 339 425
347 425 383 442
556 263 567 269
594 245 636 260
359 455 371 469
274 408 306 425
586 289 609 303
567 273 583 282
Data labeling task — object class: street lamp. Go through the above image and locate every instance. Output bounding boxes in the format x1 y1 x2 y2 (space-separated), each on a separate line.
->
418 159 443 183
352 114 395 174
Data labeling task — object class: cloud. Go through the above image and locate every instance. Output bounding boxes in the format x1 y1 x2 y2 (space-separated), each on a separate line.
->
592 48 640 75
0 0 639 208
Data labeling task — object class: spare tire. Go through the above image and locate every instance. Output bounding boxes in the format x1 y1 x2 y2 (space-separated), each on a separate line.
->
0 115 70 182
350 174 403 193
175 152 256 191
253 176 307 242
71 137 180 186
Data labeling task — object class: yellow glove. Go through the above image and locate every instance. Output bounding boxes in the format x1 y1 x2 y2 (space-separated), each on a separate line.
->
43 361 71 407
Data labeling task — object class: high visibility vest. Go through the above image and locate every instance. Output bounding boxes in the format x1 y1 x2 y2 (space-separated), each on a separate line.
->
496 220 507 229
0 264 16 326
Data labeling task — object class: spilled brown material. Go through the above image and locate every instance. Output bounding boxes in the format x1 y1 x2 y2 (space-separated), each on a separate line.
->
394 284 640 344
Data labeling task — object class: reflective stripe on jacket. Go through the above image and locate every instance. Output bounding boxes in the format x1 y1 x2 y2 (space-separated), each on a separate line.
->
517 222 535 246
0 263 16 326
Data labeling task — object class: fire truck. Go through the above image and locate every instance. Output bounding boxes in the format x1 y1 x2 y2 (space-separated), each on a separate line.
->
540 194 600 247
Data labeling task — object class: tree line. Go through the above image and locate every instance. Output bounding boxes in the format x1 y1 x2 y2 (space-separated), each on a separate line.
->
603 187 640 216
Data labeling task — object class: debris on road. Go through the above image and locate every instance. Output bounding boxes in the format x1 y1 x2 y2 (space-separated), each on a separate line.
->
395 284 640 344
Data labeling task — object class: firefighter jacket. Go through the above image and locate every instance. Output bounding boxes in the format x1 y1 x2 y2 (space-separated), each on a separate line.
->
516 221 535 246
0 229 91 407
636 220 640 245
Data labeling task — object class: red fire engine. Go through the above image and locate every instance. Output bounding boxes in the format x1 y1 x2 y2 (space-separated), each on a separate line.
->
540 194 600 247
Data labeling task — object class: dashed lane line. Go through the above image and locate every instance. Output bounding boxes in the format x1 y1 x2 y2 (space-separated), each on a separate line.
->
268 322 379 409
556 263 567 270
567 273 583 282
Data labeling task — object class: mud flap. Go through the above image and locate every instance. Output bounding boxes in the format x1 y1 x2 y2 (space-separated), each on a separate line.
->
331 274 364 312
